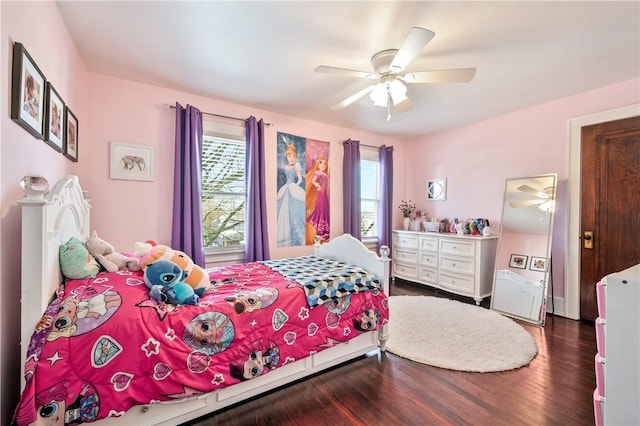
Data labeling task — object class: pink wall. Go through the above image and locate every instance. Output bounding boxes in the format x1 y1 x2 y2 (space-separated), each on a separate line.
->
0 2 88 423
84 74 404 259
403 78 640 300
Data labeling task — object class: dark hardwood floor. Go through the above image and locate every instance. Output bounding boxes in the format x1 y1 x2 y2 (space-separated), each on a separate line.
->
186 279 597 426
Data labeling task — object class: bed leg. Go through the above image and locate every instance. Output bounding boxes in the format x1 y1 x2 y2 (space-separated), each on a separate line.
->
378 324 389 352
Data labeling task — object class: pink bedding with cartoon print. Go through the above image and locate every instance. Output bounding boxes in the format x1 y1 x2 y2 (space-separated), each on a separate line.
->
14 260 389 425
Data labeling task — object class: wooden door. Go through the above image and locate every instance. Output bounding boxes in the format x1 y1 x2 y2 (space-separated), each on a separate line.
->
580 116 640 320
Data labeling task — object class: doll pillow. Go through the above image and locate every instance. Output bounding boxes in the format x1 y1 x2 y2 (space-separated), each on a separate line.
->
59 237 100 279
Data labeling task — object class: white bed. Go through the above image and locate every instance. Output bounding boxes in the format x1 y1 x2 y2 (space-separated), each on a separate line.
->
18 175 390 425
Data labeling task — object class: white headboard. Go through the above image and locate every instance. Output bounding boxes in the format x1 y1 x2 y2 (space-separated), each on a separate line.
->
18 175 90 389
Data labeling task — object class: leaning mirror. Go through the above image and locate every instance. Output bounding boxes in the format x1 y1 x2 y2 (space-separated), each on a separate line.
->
490 173 557 326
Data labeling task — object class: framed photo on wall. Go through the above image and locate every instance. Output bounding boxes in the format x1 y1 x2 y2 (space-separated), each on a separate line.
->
509 254 528 269
530 256 549 272
427 178 447 201
109 141 155 181
64 108 78 162
44 82 65 152
11 42 46 139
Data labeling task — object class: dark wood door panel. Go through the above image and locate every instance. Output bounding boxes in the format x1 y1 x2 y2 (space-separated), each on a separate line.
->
580 116 640 320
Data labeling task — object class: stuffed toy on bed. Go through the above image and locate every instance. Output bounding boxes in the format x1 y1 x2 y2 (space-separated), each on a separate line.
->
86 231 141 273
143 260 204 305
134 240 211 291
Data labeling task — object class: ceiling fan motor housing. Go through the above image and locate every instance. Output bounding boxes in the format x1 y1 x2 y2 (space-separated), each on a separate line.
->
371 49 399 75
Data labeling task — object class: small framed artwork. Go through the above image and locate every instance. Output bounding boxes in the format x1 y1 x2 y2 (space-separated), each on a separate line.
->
64 108 79 162
110 141 155 182
11 42 46 139
427 178 447 201
509 254 528 269
530 256 549 272
44 82 65 152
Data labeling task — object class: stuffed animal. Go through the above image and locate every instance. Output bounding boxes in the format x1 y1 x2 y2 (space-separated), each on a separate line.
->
134 240 211 291
86 231 141 273
59 237 100 279
143 260 204 305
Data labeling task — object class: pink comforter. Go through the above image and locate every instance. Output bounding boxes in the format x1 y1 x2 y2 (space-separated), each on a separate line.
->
15 261 388 425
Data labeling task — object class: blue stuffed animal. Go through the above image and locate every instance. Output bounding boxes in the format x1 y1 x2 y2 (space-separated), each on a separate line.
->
144 260 205 305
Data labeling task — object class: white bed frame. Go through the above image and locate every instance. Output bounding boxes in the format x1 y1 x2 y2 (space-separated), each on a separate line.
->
19 175 390 426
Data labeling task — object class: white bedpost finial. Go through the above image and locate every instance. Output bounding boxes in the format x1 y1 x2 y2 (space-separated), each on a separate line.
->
380 245 390 259
20 176 49 200
313 235 322 256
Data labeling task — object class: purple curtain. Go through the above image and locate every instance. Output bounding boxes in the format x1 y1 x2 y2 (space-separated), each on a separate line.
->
378 145 394 252
342 139 361 239
172 102 205 267
245 116 270 261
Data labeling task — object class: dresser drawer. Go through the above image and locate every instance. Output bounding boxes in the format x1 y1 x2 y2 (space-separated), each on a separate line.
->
419 235 438 252
394 233 418 249
419 266 437 284
439 238 476 257
419 252 438 268
438 254 475 275
394 262 418 279
394 248 418 264
438 271 475 294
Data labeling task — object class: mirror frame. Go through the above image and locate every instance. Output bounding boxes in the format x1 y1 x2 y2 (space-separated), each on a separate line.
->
490 173 557 326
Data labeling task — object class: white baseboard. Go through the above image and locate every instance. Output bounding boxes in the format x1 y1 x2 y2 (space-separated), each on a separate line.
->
546 295 565 317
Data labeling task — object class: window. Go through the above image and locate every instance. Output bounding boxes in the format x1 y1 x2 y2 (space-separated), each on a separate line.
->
360 147 380 239
201 120 246 250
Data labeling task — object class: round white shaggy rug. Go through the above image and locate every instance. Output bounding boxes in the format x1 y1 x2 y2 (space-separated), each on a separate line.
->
386 295 538 372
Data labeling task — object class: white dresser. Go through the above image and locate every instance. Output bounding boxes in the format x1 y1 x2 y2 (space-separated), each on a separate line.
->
392 230 498 305
593 263 640 426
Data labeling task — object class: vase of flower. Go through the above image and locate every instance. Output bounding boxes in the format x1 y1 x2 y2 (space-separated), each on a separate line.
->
399 200 416 230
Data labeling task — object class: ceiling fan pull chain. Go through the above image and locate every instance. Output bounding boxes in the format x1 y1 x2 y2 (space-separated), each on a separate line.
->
386 91 392 121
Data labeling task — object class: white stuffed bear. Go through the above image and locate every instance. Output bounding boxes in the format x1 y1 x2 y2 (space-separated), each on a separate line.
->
86 231 141 273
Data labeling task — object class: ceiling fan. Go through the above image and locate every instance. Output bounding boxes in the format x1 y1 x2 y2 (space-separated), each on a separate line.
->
509 185 557 211
314 27 476 121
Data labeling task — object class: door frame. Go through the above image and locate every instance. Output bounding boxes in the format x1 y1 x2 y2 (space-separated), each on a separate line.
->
566 103 640 319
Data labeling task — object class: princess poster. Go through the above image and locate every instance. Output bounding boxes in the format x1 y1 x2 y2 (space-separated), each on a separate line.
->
276 132 330 247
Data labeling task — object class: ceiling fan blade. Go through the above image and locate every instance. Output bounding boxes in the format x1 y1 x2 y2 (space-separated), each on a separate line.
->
314 65 376 79
395 97 413 113
509 199 545 208
331 85 376 110
404 68 476 83
390 27 435 73
517 184 547 198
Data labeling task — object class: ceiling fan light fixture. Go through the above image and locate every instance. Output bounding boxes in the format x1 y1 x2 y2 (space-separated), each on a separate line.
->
370 83 389 107
369 79 407 107
389 79 408 105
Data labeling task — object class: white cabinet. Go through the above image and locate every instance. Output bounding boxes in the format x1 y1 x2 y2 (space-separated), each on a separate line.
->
392 230 497 305
593 264 640 426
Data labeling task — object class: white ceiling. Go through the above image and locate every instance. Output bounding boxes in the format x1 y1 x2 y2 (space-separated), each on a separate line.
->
56 1 639 139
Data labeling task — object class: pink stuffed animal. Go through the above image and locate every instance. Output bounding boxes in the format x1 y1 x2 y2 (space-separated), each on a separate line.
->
86 231 141 273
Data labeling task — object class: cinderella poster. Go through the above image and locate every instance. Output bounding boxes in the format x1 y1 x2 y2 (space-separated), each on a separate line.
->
277 132 330 247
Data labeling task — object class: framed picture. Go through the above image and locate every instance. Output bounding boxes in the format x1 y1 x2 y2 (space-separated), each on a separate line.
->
427 178 447 201
11 42 46 139
509 254 528 269
530 256 549 272
44 82 65 152
64 108 78 162
109 142 155 181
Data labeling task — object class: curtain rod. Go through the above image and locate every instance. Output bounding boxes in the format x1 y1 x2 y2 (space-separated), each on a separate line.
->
168 104 272 127
340 140 392 150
